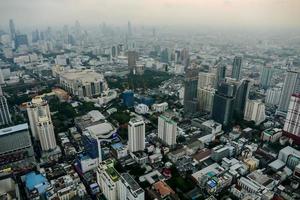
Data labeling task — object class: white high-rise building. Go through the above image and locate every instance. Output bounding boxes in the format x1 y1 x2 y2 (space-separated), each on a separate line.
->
119 173 145 200
197 86 215 113
158 115 177 146
283 94 300 141
97 160 120 200
197 72 216 89
265 87 282 106
244 100 266 125
0 86 12 126
97 160 144 200
277 69 300 116
27 96 57 151
128 118 145 152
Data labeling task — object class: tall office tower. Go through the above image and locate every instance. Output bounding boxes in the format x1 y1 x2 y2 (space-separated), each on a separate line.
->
184 67 199 114
127 51 138 71
160 48 169 63
158 115 177 146
128 118 145 152
231 56 242 80
0 86 12 126
111 46 117 58
234 79 251 119
244 99 266 125
212 82 237 126
277 70 300 116
260 65 274 90
265 87 282 106
128 21 132 36
31 30 40 43
15 34 28 49
198 87 215 113
181 48 190 69
198 72 216 89
0 124 35 170
215 64 226 88
283 94 300 143
27 96 57 151
9 19 16 40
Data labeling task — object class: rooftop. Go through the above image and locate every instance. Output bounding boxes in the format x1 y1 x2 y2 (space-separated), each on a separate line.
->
0 123 28 136
60 69 105 83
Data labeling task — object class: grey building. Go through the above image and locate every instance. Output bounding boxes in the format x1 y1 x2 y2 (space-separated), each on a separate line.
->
277 69 300 116
0 123 35 170
184 68 199 115
0 86 12 126
216 64 226 88
260 65 274 90
234 79 251 119
231 56 242 80
212 82 237 126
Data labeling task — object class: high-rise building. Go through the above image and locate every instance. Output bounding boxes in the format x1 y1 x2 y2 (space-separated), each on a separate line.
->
0 86 12 126
216 64 226 88
260 65 274 90
0 123 35 170
265 87 282 106
283 94 300 143
277 70 300 116
128 51 138 71
184 67 199 114
27 96 57 151
231 56 242 80
234 79 251 119
158 115 177 146
9 19 16 40
197 87 215 113
244 99 266 125
119 173 145 200
97 159 144 200
97 160 120 200
122 90 134 108
128 118 145 152
212 82 236 126
197 72 216 89
15 34 28 49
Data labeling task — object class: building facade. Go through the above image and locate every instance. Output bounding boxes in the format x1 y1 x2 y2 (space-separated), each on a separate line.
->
128 118 145 152
158 115 177 146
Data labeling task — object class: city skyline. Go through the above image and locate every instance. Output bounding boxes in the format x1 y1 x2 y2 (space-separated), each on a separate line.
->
1 0 300 31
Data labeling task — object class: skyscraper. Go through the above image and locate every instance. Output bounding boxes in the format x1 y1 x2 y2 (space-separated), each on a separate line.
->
212 82 237 126
128 118 145 152
244 99 266 125
260 65 274 90
0 86 12 126
197 72 216 113
234 79 251 119
215 64 226 88
277 69 300 116
283 93 300 143
158 115 177 146
184 67 199 114
9 19 16 40
127 51 138 71
27 96 57 151
231 56 242 80
15 34 28 49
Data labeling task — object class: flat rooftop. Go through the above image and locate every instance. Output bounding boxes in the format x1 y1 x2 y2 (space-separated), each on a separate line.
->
0 123 28 137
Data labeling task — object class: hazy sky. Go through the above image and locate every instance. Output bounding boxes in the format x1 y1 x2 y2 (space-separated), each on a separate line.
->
1 0 300 29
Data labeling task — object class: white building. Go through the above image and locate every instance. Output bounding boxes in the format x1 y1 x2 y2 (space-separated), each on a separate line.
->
283 93 300 140
119 173 145 200
265 87 281 106
134 104 149 115
0 86 12 126
158 115 177 146
27 96 57 151
97 160 120 200
197 87 215 113
197 72 216 89
152 102 168 113
128 118 145 152
244 100 266 125
55 54 68 66
59 69 108 98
